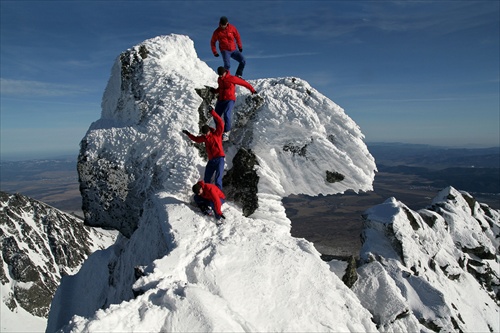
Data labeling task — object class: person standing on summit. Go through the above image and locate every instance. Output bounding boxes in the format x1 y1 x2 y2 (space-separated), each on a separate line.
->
213 66 256 141
211 16 246 78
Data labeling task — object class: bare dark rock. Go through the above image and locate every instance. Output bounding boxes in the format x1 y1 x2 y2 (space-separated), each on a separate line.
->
325 170 345 183
223 148 259 217
342 255 358 288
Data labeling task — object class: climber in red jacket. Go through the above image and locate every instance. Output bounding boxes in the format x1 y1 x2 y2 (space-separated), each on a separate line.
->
210 16 246 78
212 66 256 141
182 109 225 190
192 180 226 221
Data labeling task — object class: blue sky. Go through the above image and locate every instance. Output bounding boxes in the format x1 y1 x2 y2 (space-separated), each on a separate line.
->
1 1 499 160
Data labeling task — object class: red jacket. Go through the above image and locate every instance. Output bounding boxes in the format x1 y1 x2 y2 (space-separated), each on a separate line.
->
215 71 256 101
211 23 242 54
198 180 226 216
187 110 225 160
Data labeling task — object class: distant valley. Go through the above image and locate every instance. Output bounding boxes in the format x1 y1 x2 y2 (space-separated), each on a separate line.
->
1 143 498 257
286 143 499 256
0 156 82 217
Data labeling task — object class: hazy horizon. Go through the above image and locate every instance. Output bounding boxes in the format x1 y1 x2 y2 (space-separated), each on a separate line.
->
1 140 499 162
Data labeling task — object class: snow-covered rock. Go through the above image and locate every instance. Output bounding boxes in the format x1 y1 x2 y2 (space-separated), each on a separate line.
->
77 34 375 238
355 186 499 332
45 34 499 333
47 34 377 332
0 191 116 332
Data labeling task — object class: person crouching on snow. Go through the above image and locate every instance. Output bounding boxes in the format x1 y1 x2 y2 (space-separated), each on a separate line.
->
192 181 226 222
182 109 225 190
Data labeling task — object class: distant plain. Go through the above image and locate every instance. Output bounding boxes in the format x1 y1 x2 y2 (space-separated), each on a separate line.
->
1 143 498 257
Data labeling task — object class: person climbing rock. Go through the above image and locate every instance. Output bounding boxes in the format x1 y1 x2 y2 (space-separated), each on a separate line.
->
182 109 225 190
212 66 256 141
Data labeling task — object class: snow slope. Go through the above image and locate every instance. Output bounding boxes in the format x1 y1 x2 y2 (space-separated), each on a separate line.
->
56 196 376 332
0 192 116 333
354 187 499 332
47 34 377 332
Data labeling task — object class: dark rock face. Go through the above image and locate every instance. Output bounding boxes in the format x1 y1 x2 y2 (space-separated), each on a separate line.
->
341 255 358 288
283 140 309 157
223 148 260 217
0 191 109 318
193 86 218 161
78 46 149 238
325 170 345 183
78 147 143 238
119 46 146 108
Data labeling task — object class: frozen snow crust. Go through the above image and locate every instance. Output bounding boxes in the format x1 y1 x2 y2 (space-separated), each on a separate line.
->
46 34 499 332
0 192 116 333
355 187 499 332
49 34 377 332
76 34 375 238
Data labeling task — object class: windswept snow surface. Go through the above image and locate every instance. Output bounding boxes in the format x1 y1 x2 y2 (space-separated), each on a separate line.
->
354 187 499 332
1 301 48 333
0 192 117 333
59 196 375 332
47 34 377 332
233 76 374 197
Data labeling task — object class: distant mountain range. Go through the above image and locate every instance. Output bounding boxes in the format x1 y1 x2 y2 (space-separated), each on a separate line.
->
364 142 500 194
0 191 116 331
367 142 499 169
0 157 76 180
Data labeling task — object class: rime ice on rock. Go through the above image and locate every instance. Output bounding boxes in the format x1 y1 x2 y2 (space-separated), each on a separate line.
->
46 34 499 333
77 33 375 237
50 34 378 332
355 186 499 332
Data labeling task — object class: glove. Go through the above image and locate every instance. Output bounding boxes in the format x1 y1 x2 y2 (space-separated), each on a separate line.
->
182 130 189 135
214 53 220 57
252 90 257 95
209 87 216 93
220 214 226 219
238 47 243 52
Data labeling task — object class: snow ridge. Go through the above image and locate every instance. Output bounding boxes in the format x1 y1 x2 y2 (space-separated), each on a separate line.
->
78 34 376 238
0 191 116 332
355 187 499 332
45 34 499 333
48 34 377 332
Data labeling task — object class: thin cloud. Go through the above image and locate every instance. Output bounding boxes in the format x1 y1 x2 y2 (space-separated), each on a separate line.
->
203 52 318 64
247 52 318 59
247 1 499 39
333 81 499 103
0 78 91 97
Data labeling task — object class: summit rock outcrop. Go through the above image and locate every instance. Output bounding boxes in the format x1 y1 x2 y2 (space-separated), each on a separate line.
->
46 34 498 333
